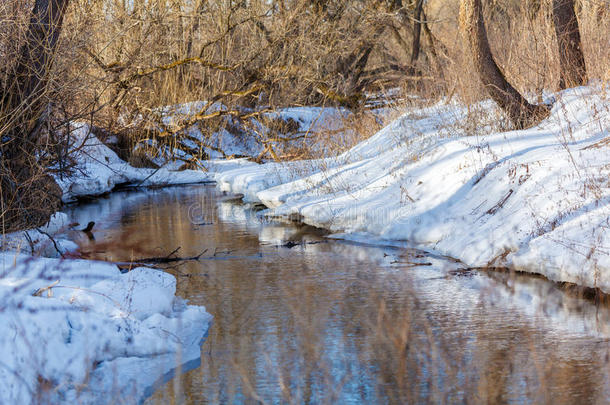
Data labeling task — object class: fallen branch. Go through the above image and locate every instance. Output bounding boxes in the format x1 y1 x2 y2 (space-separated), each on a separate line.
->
34 228 66 258
118 247 208 267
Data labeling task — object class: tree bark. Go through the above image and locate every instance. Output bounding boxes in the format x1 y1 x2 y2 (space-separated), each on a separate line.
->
1 0 70 148
0 0 68 232
459 0 549 129
552 0 587 89
407 0 424 76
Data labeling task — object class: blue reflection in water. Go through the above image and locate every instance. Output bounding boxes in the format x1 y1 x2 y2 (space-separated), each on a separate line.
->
64 185 610 404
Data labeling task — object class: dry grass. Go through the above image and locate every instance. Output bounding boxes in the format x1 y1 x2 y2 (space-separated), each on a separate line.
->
0 1 608 227
3 0 608 178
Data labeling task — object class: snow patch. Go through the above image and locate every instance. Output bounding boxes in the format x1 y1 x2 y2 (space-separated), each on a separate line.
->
213 86 610 292
54 124 212 202
0 253 211 403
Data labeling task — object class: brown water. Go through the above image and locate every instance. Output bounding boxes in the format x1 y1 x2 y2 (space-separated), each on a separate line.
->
64 185 610 404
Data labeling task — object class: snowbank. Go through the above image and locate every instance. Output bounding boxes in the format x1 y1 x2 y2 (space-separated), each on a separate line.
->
0 252 211 403
0 212 78 257
210 158 336 202
55 124 212 202
146 102 352 163
0 122 221 402
57 106 353 203
212 86 610 292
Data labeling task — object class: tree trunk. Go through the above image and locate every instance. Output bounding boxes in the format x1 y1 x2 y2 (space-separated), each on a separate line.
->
421 8 444 79
407 0 424 76
459 0 549 129
337 24 386 107
552 0 587 89
1 0 70 148
0 0 68 232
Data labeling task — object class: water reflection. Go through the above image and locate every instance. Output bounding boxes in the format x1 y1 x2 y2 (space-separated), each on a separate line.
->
63 185 610 404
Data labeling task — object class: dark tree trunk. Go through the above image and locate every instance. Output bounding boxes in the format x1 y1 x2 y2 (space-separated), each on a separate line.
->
2 0 70 148
421 8 444 79
0 0 68 232
552 0 587 89
459 0 549 129
407 0 424 76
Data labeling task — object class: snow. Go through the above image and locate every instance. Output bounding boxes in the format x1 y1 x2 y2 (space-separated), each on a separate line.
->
211 158 334 202
0 212 78 257
55 123 212 203
1 84 609 403
0 253 211 403
211 86 610 293
142 102 352 163
0 121 218 402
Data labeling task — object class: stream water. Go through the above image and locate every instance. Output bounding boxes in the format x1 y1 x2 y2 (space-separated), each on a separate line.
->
63 184 610 404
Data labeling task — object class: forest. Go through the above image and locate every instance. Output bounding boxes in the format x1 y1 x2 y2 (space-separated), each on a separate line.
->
0 1 609 403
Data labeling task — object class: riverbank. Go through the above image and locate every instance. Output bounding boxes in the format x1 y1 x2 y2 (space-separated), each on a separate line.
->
1 106 344 402
0 126 214 403
211 85 610 293
1 84 608 402
0 253 211 403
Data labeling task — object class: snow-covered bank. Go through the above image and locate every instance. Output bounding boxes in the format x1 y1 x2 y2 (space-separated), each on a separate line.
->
0 212 77 256
0 125 216 402
147 102 353 163
211 86 610 293
0 253 211 403
56 124 212 202
0 121 222 401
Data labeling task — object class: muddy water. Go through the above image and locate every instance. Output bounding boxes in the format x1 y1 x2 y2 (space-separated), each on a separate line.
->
64 185 610 404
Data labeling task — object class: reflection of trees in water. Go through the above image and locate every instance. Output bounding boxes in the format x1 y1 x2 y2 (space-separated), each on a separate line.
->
69 186 609 404
174 252 608 404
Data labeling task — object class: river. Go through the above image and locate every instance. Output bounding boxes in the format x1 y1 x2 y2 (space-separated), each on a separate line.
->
63 184 609 404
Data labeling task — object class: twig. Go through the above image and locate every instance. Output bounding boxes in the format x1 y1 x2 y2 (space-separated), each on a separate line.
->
118 248 208 266
35 228 65 258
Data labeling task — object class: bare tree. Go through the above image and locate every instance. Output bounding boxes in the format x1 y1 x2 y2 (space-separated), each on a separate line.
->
552 0 587 89
407 0 424 76
0 0 69 232
1 0 70 152
459 0 549 129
